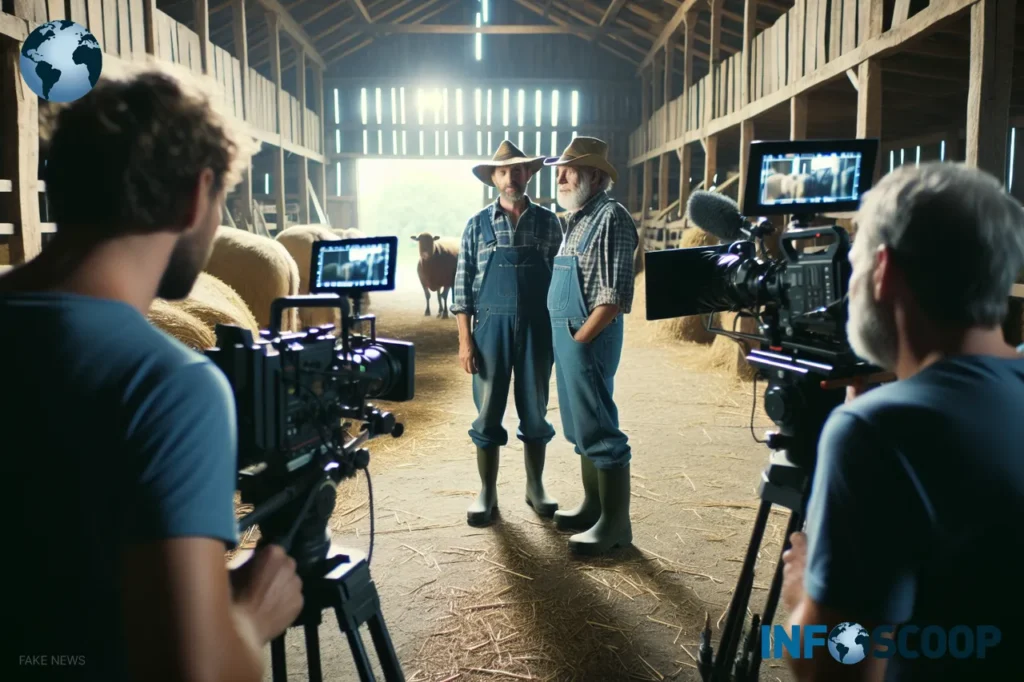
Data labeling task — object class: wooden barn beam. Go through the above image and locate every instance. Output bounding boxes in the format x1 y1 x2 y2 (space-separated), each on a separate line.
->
510 0 646 67
349 0 373 22
704 134 718 189
742 0 757 106
738 120 754 208
233 0 254 226
638 0 701 71
267 10 287 231
327 0 457 64
321 23 640 35
1 31 41 263
965 0 1015 179
251 0 387 68
253 0 326 68
857 59 883 181
595 0 628 43
195 0 211 73
297 50 309 223
679 144 692 219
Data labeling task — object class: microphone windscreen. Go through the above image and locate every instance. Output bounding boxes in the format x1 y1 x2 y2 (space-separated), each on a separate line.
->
686 191 747 243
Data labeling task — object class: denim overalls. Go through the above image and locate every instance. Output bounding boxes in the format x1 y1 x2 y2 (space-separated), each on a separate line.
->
468 210 556 449
547 221 630 469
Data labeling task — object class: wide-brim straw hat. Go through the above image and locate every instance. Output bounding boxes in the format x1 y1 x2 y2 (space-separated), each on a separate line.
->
472 140 546 186
543 136 618 184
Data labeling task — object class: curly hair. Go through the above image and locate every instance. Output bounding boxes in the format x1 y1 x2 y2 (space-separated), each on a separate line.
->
44 59 261 235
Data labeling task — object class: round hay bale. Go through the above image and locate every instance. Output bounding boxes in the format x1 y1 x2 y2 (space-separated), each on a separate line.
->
147 299 216 351
680 226 719 248
203 226 301 332
708 312 759 381
173 272 261 337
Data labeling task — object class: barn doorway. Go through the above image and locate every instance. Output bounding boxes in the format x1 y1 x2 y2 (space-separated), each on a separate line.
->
356 158 484 291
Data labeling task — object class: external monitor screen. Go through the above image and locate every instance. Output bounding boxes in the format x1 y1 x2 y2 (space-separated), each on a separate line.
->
310 236 398 293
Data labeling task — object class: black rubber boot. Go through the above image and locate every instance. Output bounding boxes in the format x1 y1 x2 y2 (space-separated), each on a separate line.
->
568 464 632 555
523 441 558 517
553 455 601 531
467 445 500 526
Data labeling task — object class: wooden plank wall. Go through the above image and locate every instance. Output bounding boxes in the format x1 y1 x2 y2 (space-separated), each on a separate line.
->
31 0 147 58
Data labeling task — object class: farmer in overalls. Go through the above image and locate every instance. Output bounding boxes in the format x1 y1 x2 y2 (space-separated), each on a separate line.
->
450 141 564 527
543 137 639 555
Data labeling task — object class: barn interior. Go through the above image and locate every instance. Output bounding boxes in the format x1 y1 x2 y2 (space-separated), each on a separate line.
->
2 0 1023 680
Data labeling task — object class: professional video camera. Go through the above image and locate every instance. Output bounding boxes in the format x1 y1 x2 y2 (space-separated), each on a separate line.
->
644 139 886 681
205 235 411 682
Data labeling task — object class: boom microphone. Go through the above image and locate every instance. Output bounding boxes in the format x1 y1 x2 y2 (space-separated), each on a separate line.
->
686 191 750 243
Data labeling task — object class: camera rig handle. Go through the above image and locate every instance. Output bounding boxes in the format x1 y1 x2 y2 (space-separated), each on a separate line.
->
268 294 352 336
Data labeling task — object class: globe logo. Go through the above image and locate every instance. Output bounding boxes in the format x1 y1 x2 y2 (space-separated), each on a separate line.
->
828 621 871 664
20 20 102 102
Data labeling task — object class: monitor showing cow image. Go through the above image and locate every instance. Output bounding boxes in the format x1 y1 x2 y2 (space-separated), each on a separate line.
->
741 138 879 216
310 236 398 293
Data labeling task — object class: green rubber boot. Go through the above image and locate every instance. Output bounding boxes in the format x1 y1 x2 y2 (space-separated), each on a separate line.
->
568 464 632 555
523 441 558 517
553 455 601 531
467 445 499 527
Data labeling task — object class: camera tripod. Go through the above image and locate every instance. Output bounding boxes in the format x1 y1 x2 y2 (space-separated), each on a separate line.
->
237 421 405 682
697 348 848 682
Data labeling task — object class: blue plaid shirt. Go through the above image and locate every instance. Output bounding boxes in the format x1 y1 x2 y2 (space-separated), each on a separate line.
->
558 191 639 314
451 196 563 316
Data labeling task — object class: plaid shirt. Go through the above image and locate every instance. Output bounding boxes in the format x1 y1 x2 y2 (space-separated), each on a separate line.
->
558 191 639 314
451 196 563 316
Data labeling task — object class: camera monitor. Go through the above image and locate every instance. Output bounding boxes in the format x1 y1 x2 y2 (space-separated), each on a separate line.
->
741 138 879 216
310 236 398 293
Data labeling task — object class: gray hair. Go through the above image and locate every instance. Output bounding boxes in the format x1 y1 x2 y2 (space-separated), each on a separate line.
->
854 161 1024 328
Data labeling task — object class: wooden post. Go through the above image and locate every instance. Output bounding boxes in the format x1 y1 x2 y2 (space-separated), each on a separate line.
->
857 59 882 182
742 0 758 107
195 0 211 74
663 38 673 108
268 10 286 232
683 12 695 131
628 167 638 212
641 158 653 220
704 135 718 189
143 0 157 54
232 0 252 225
658 154 670 211
1 36 41 263
945 128 961 162
679 143 692 220
297 51 309 224
738 121 754 211
965 0 1015 182
709 0 722 118
316 67 328 220
791 94 808 140
641 70 650 122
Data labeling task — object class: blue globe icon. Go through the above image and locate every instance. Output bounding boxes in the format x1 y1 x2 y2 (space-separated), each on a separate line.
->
827 621 871 664
20 20 102 102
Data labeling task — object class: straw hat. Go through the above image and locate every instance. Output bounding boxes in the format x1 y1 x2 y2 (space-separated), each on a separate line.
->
543 136 618 184
472 140 546 186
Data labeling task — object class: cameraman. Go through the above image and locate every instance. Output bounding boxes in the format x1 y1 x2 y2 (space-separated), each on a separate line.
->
780 162 1024 681
2 66 303 680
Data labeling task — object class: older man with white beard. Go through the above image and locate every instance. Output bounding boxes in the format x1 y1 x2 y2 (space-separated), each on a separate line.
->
778 162 1024 682
451 141 564 527
541 137 639 555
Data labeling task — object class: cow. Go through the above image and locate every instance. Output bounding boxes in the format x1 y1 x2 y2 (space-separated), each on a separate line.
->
410 232 459 319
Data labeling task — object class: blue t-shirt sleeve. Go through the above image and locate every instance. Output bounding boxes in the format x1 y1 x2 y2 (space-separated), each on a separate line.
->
122 361 238 549
803 409 929 624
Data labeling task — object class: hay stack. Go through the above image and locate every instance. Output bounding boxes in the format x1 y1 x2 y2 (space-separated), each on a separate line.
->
708 311 759 381
173 272 261 337
147 299 216 351
203 226 301 332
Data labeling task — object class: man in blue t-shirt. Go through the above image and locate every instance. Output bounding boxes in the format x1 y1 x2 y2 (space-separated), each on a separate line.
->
780 162 1024 681
3 68 302 680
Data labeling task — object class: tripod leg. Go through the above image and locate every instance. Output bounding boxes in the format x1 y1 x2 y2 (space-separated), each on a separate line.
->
366 611 405 682
305 623 323 682
714 496 773 679
271 634 287 682
744 508 803 682
337 610 377 682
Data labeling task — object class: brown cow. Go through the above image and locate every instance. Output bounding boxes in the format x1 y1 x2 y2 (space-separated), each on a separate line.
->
410 232 459 319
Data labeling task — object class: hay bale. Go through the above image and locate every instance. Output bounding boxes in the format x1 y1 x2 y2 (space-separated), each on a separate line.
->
708 312 758 381
172 272 261 337
642 227 720 344
680 226 719 248
203 226 301 332
147 299 216 351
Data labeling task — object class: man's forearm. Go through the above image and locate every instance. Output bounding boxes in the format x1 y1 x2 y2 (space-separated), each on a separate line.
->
574 304 620 343
456 313 472 344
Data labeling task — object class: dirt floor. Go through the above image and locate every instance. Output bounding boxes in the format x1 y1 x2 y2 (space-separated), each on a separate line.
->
255 274 798 682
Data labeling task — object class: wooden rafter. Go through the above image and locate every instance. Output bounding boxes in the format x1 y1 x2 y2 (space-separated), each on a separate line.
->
512 0 643 66
326 0 458 64
639 0 701 70
349 0 373 22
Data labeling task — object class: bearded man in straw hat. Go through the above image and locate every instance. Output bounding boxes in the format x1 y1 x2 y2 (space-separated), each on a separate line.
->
451 140 565 527
543 136 639 555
